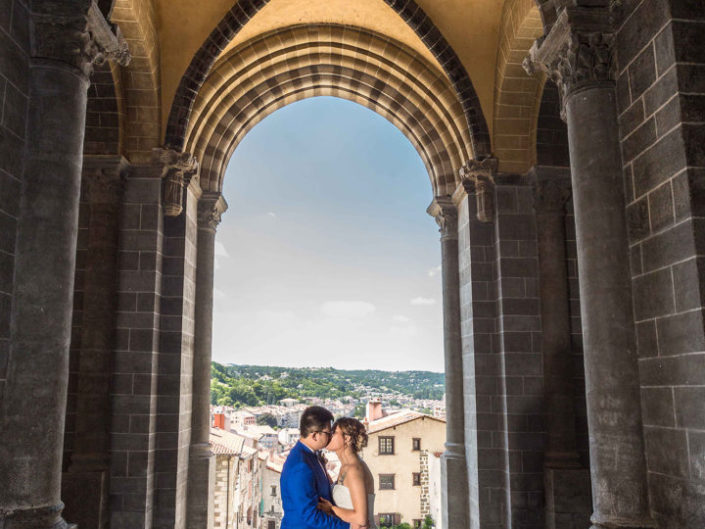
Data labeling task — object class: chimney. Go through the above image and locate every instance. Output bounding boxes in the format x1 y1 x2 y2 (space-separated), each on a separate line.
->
366 398 384 422
213 413 225 429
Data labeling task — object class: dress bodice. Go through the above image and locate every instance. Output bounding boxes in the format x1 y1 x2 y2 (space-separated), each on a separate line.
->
332 483 377 529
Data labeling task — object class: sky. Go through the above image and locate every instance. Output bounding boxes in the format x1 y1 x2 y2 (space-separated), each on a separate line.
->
212 96 444 372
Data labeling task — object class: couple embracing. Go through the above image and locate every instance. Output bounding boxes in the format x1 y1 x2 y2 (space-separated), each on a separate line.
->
280 406 377 529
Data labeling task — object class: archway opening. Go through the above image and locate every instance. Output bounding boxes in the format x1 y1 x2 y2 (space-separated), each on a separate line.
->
209 96 447 529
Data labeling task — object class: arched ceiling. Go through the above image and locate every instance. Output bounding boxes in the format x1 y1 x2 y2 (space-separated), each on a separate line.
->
155 0 503 141
186 25 472 196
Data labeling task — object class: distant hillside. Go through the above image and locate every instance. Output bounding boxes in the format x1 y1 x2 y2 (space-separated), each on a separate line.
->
210 362 445 407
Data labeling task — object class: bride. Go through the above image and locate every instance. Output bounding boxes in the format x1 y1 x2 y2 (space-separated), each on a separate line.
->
318 417 377 529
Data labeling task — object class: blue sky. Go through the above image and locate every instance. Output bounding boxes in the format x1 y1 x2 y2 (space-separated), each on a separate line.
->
212 96 444 372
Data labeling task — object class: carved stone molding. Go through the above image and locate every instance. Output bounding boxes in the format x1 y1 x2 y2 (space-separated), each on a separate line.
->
528 166 572 214
82 155 128 204
31 1 130 78
459 157 498 223
152 148 199 217
524 7 614 120
427 196 457 241
198 192 228 233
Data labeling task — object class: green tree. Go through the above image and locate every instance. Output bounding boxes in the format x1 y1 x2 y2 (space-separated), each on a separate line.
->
422 515 435 529
256 413 278 428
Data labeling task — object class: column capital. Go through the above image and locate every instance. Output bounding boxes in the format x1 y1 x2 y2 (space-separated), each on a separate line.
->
523 7 614 120
458 157 498 223
31 1 130 78
198 192 228 233
152 148 199 217
528 166 572 214
82 155 129 204
427 196 457 241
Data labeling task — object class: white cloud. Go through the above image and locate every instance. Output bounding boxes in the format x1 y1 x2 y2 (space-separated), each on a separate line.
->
267 212 277 219
320 301 376 319
392 315 410 323
427 265 442 277
411 297 436 306
214 288 227 301
215 241 230 257
389 324 419 338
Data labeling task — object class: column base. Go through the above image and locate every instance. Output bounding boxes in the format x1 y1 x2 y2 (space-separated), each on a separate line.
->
441 442 470 529
590 513 657 529
186 443 216 529
0 503 76 529
61 470 108 529
545 467 591 529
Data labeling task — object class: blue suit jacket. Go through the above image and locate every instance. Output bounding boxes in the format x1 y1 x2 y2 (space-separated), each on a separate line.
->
280 441 350 529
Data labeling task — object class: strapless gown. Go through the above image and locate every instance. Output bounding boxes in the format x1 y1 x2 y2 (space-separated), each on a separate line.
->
332 483 377 529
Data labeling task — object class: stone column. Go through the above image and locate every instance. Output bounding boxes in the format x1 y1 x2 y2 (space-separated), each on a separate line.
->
62 155 128 529
187 192 228 529
427 196 470 529
526 7 654 529
0 3 128 528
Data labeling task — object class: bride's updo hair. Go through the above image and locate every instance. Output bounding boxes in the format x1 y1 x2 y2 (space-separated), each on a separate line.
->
333 417 368 453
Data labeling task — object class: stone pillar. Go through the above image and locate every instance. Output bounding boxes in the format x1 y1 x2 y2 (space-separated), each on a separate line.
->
531 168 579 469
531 167 592 529
427 196 470 529
186 192 228 529
526 7 654 529
0 3 127 528
62 155 128 529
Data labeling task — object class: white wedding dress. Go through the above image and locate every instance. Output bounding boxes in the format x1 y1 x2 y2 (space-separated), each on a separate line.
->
332 483 377 529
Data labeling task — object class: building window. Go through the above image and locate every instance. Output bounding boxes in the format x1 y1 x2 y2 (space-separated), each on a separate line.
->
413 520 422 529
379 513 395 527
412 472 421 486
379 436 395 455
412 437 421 451
379 474 395 490
267 521 276 529
271 485 277 496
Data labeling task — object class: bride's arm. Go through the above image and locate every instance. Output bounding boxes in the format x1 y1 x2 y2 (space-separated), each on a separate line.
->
330 467 368 526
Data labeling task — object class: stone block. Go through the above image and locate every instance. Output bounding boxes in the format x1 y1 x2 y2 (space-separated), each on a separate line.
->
645 426 690 478
636 319 658 358
616 0 669 69
639 353 705 386
619 98 645 138
544 468 591 529
640 387 675 427
656 309 705 355
648 472 705 528
633 126 687 198
674 387 705 429
626 197 649 241
683 123 705 167
672 258 703 311
628 44 657 101
643 66 678 117
62 470 109 529
654 95 680 137
624 116 657 163
688 431 705 480
632 267 675 320
648 181 675 232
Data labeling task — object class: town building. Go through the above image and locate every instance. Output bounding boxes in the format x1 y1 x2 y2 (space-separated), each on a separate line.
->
361 410 446 527
260 454 286 529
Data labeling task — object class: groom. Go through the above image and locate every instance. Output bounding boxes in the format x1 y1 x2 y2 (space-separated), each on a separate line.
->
280 406 358 529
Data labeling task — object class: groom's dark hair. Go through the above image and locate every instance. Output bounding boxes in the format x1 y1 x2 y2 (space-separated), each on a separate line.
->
300 406 334 438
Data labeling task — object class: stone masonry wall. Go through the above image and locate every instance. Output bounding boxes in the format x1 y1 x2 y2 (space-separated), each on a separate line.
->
152 182 199 529
493 181 544 529
615 1 705 527
458 186 506 529
110 167 164 529
0 0 29 400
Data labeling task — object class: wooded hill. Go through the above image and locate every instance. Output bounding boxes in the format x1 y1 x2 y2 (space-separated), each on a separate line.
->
210 362 445 407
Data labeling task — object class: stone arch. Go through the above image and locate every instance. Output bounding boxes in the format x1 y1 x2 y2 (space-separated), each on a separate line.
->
109 0 161 162
493 0 545 173
165 0 491 160
185 25 472 197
